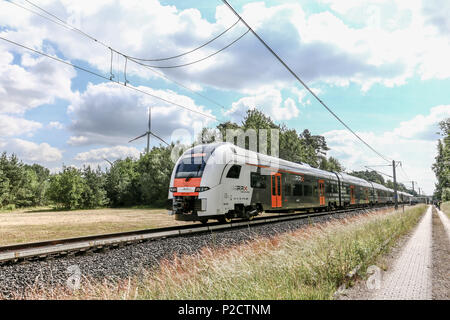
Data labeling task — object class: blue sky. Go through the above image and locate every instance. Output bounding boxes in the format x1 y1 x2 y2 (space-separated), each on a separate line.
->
1 0 449 195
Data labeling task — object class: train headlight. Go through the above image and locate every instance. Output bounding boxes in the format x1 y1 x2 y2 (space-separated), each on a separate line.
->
195 187 210 192
169 187 177 192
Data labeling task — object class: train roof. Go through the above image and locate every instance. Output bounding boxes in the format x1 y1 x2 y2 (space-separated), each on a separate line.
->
185 143 414 196
336 172 372 187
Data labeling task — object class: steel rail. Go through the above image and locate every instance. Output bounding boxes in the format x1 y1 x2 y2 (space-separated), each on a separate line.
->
0 205 395 265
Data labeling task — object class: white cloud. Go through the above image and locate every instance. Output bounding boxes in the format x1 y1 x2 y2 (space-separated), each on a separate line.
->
0 138 63 163
322 105 450 195
225 88 300 122
47 121 64 130
422 0 450 36
0 114 42 136
0 51 76 114
67 82 215 146
393 105 450 140
74 145 141 162
2 0 448 94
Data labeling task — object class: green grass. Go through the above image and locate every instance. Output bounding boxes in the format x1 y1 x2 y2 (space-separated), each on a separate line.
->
441 201 450 218
15 205 427 300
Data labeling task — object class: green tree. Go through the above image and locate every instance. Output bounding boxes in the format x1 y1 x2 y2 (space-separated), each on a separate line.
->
104 158 139 207
203 109 330 168
349 170 385 185
432 118 450 201
47 166 87 209
24 164 50 206
135 146 175 206
319 156 345 172
81 166 108 208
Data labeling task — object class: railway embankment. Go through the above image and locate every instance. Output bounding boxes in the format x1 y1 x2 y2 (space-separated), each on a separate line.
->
4 205 426 300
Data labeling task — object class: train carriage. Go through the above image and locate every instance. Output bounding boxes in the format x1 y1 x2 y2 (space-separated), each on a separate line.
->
168 142 412 223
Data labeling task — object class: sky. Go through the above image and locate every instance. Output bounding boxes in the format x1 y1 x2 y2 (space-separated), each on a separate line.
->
0 0 449 195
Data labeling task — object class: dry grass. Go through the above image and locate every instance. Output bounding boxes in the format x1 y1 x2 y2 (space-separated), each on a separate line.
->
0 207 293 246
12 205 427 300
0 207 190 246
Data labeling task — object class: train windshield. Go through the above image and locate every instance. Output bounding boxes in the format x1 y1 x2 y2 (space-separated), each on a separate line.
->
175 145 216 179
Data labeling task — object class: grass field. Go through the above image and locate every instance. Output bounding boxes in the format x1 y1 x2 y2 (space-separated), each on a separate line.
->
0 206 285 246
0 207 188 246
18 204 427 300
441 201 450 217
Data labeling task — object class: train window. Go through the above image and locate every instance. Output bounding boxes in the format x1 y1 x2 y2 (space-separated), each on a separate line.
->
313 185 318 196
175 145 216 178
250 172 266 189
332 184 338 193
285 184 291 196
293 184 303 196
304 185 312 196
226 165 241 179
326 184 332 193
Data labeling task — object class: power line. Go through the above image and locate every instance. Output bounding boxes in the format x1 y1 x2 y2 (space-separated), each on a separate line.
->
21 0 110 47
128 18 242 61
5 0 231 113
135 29 250 69
0 36 221 123
21 0 250 70
220 0 392 164
5 0 76 32
364 166 393 179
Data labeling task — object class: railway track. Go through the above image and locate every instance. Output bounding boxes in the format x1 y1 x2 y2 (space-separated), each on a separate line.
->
0 205 395 266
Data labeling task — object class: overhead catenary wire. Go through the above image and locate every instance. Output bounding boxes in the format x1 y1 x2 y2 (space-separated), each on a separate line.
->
0 36 222 123
128 17 242 62
364 166 393 179
4 0 406 170
13 0 249 70
220 0 392 164
4 0 232 112
134 29 250 69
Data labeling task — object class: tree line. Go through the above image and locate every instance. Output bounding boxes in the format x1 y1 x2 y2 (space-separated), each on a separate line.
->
6 109 419 211
432 118 450 201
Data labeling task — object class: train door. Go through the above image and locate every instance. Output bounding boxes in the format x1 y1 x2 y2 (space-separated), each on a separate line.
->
271 173 282 208
350 185 355 204
318 180 325 205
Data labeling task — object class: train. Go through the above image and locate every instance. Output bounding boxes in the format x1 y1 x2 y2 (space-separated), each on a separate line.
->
167 142 414 223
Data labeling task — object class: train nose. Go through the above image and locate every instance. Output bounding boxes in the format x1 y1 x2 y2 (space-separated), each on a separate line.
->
172 178 202 196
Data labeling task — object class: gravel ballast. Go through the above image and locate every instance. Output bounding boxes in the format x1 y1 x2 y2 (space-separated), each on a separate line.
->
0 208 387 298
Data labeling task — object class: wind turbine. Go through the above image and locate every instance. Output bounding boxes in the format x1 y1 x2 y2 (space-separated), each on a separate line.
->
129 107 170 153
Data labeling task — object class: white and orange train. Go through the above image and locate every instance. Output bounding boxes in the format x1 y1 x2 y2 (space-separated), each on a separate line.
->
167 143 413 223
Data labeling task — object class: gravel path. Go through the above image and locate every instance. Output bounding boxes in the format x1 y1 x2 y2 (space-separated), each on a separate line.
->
0 208 375 299
338 205 450 300
371 206 432 300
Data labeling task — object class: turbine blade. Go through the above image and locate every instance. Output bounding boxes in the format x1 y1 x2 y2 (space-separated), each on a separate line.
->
149 131 169 146
128 132 149 143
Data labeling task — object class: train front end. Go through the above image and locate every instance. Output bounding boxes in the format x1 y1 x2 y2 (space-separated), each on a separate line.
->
167 144 223 223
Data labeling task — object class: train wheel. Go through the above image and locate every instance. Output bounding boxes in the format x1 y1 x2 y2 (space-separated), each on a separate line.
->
248 215 254 221
218 216 232 223
200 219 208 225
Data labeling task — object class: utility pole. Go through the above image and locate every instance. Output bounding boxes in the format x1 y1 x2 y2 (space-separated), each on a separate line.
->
146 106 151 154
393 160 398 210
